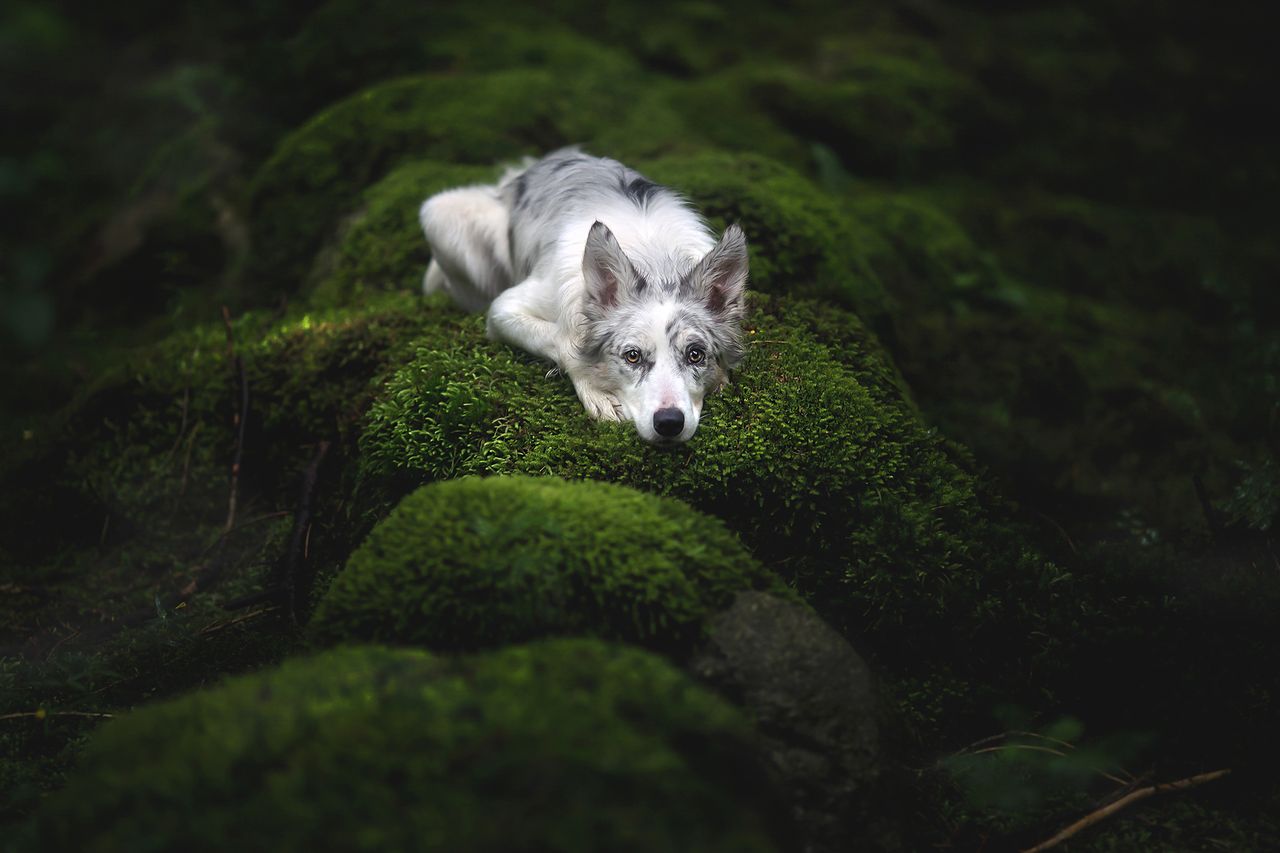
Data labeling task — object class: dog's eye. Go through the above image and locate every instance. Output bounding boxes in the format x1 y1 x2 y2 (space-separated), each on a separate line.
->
686 346 705 365
623 348 642 364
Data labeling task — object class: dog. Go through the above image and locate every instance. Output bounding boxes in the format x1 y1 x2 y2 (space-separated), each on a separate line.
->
419 148 749 444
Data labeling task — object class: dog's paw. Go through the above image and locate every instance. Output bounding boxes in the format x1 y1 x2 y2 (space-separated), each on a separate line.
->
576 384 623 422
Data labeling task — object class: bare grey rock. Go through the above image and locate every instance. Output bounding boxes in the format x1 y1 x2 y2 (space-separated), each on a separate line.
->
688 591 894 852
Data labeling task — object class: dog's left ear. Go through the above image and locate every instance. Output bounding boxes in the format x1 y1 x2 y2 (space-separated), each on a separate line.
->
688 224 749 320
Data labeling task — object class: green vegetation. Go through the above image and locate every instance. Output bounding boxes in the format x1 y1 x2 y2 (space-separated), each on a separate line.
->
20 641 787 853
644 152 893 326
309 476 788 653
248 62 690 287
357 295 1067 686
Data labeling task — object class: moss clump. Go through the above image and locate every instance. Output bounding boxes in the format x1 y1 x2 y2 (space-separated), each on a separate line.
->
22 641 788 853
249 66 690 287
643 152 893 328
844 190 1013 312
309 476 789 652
770 35 978 175
0 290 446 652
358 296 1066 679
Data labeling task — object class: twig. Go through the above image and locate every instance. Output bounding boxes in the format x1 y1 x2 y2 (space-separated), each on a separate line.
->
198 606 275 636
178 421 203 499
1192 474 1222 540
218 590 278 611
167 386 191 459
966 744 1131 787
1021 769 1231 853
952 730 1135 787
44 627 81 661
1033 511 1079 556
222 305 248 533
277 441 331 624
0 710 114 722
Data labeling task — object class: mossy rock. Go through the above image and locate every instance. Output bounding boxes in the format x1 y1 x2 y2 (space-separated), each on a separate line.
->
844 189 1012 311
308 475 790 653
643 152 892 327
0 291 438 609
772 34 978 175
249 67 690 288
358 294 1067 675
674 36 977 181
312 150 897 320
21 641 789 853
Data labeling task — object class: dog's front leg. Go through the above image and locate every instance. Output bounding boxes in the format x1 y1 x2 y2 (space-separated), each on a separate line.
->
487 282 622 421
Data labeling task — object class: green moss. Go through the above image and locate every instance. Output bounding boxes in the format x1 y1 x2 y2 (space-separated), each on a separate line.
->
249 66 691 287
309 159 498 307
0 291 448 667
844 189 1013 311
309 476 789 652
791 34 977 173
357 295 1066 678
673 35 977 180
642 152 893 327
21 641 787 853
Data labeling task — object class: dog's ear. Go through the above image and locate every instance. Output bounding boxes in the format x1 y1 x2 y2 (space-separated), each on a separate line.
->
583 221 640 311
688 224 749 320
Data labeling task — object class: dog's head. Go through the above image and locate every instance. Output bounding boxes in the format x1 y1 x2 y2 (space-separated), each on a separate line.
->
580 221 749 444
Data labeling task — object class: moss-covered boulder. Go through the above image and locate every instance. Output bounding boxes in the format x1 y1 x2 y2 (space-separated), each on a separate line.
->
21 641 790 853
0 290 446 651
644 152 892 326
844 190 1012 311
309 475 789 652
249 66 690 287
357 295 1067 678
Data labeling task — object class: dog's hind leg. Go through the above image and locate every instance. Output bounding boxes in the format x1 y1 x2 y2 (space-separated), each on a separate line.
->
419 185 512 312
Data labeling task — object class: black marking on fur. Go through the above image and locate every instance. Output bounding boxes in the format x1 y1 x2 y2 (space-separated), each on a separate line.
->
550 155 584 173
623 176 660 206
513 174 528 209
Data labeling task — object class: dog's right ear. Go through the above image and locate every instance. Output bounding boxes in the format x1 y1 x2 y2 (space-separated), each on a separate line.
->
583 221 639 311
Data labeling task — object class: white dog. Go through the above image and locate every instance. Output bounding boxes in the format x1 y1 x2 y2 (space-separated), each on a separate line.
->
419 148 749 444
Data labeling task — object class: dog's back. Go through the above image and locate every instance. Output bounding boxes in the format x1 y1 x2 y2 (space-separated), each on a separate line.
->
500 149 714 293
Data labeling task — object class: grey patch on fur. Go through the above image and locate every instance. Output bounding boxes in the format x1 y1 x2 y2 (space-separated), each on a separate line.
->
512 174 528 209
501 148 678 226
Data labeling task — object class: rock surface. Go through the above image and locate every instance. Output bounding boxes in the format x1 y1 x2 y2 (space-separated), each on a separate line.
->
689 592 890 852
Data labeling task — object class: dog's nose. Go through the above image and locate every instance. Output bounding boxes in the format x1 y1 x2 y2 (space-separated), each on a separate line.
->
653 408 685 438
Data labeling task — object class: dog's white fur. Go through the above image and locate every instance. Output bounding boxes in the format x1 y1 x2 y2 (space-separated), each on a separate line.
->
419 148 748 444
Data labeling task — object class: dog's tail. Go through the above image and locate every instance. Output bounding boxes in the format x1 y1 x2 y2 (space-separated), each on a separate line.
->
423 258 446 295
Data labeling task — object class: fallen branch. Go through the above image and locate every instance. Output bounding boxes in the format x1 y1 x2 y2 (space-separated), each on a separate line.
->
1 710 114 722
1021 769 1231 853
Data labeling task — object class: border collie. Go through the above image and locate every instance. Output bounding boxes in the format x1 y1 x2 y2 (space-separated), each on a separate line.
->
419 148 749 444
